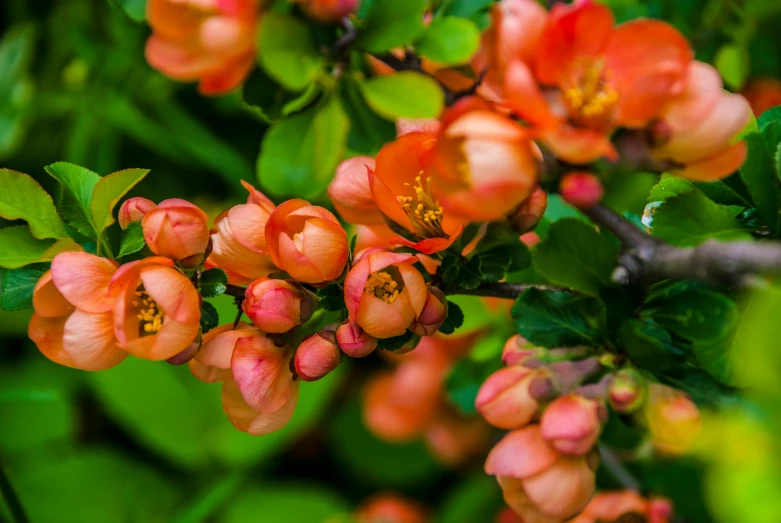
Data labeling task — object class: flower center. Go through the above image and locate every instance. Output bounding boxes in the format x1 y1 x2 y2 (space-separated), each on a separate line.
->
364 270 403 304
561 59 618 132
397 174 449 240
133 290 164 336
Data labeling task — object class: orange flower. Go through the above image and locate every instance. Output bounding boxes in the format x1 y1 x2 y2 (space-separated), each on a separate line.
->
476 365 542 429
344 249 427 338
328 156 385 225
356 493 429 523
742 78 781 117
486 425 596 521
108 257 201 361
569 490 673 523
265 200 349 284
369 133 464 254
142 198 211 266
206 181 278 285
28 252 127 371
221 378 299 435
145 0 259 94
500 0 692 164
336 320 378 358
189 321 256 383
650 61 751 181
118 197 156 229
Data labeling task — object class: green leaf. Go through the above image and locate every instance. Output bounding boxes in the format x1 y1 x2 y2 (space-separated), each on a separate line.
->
117 222 146 257
511 288 603 347
647 176 695 203
649 288 740 342
90 168 149 252
0 168 67 239
619 318 685 374
45 162 101 239
199 268 228 298
0 226 58 269
340 76 397 156
200 301 220 334
650 189 750 246
454 255 482 290
695 334 748 388
376 330 416 351
359 0 427 53
415 17 480 65
108 0 147 21
258 13 324 91
438 300 464 335
740 133 781 236
317 284 346 312
438 473 504 523
360 72 445 119
440 0 494 28
714 44 749 90
242 67 322 123
758 106 781 131
533 218 617 295
1 264 46 310
439 252 461 284
223 485 349 523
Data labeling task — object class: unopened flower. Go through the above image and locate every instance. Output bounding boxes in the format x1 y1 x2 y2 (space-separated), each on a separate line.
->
355 493 428 523
294 329 342 381
475 365 542 429
608 368 647 414
409 286 447 336
336 321 378 358
501 334 540 366
119 197 156 229
189 321 256 383
207 182 278 285
142 198 210 266
559 172 604 209
344 250 427 338
509 187 547 234
369 133 464 254
243 278 315 333
145 0 259 94
265 200 349 284
541 394 605 456
642 384 702 455
486 426 596 522
328 156 384 225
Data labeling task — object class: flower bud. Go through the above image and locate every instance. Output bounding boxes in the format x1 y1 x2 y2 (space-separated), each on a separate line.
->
294 329 342 381
643 384 701 455
509 187 547 234
119 197 156 229
501 334 540 366
540 394 604 456
409 287 447 336
355 494 428 523
243 278 315 333
167 334 201 365
559 172 604 209
301 0 359 22
328 156 384 225
475 366 541 429
141 198 210 265
336 321 378 358
608 368 647 414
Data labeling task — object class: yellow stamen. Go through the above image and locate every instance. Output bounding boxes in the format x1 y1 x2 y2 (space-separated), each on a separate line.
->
134 290 164 337
397 173 448 240
364 270 404 304
562 59 618 132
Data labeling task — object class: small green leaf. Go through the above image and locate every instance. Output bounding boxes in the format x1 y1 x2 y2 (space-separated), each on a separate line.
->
258 13 324 91
438 300 464 335
440 0 495 28
454 256 482 290
317 285 345 312
647 176 695 203
439 252 461 284
533 218 617 296
242 67 322 123
108 0 147 21
714 44 749 90
359 0 427 53
359 72 445 119
44 162 101 239
199 268 228 298
117 222 146 258
758 106 781 131
257 97 348 199
619 319 685 374
340 76 397 156
0 169 68 240
512 288 603 347
1 264 46 310
376 330 416 351
0 226 80 269
415 17 480 65
648 288 740 342
740 133 781 236
200 301 219 334
90 168 149 251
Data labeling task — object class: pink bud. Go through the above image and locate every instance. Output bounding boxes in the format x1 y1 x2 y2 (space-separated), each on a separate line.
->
166 335 201 365
475 366 540 429
509 187 547 234
328 156 384 225
540 394 604 456
649 497 674 523
243 278 315 333
119 197 156 229
294 330 342 381
501 334 540 366
141 198 210 264
336 321 378 358
608 368 647 414
559 172 604 209
409 287 447 336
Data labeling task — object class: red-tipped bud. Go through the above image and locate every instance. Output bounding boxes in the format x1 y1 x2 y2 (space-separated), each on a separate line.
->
608 368 647 414
540 394 604 456
302 0 359 22
141 198 210 265
409 287 447 336
559 172 604 209
501 334 540 366
336 321 378 358
243 278 315 334
509 187 547 234
119 197 156 229
476 366 541 429
294 329 342 381
166 335 201 365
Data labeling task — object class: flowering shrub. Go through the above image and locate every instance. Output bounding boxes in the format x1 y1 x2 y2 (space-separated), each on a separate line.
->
2 0 781 521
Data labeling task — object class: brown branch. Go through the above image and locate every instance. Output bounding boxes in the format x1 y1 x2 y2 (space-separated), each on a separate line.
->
583 204 781 287
442 282 573 299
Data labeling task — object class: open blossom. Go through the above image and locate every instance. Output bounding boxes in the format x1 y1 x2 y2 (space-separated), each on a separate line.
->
369 133 464 254
494 0 692 164
265 200 349 284
476 365 542 429
145 0 259 94
29 253 127 371
142 198 211 266
119 197 156 229
207 181 277 284
650 61 752 181
569 490 673 523
294 329 342 381
189 321 256 383
427 98 540 221
344 249 427 338
486 425 596 522
243 277 315 333
540 394 605 456
328 156 384 225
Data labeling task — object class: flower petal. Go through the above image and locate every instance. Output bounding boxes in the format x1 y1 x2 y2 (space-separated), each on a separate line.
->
485 426 559 479
51 252 118 313
231 334 295 412
140 265 200 324
33 270 74 318
62 310 128 371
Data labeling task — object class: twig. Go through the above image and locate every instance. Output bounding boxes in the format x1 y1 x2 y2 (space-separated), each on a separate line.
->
329 17 357 57
598 444 641 491
442 282 574 299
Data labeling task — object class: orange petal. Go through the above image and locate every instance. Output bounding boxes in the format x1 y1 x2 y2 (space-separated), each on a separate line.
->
671 141 748 182
504 61 558 128
485 426 559 478
199 51 255 95
300 218 349 281
28 313 74 368
221 379 299 435
62 310 128 371
231 334 295 413
278 232 324 283
523 456 595 519
542 125 617 164
32 270 74 319
140 265 200 324
51 252 118 313
356 294 408 338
